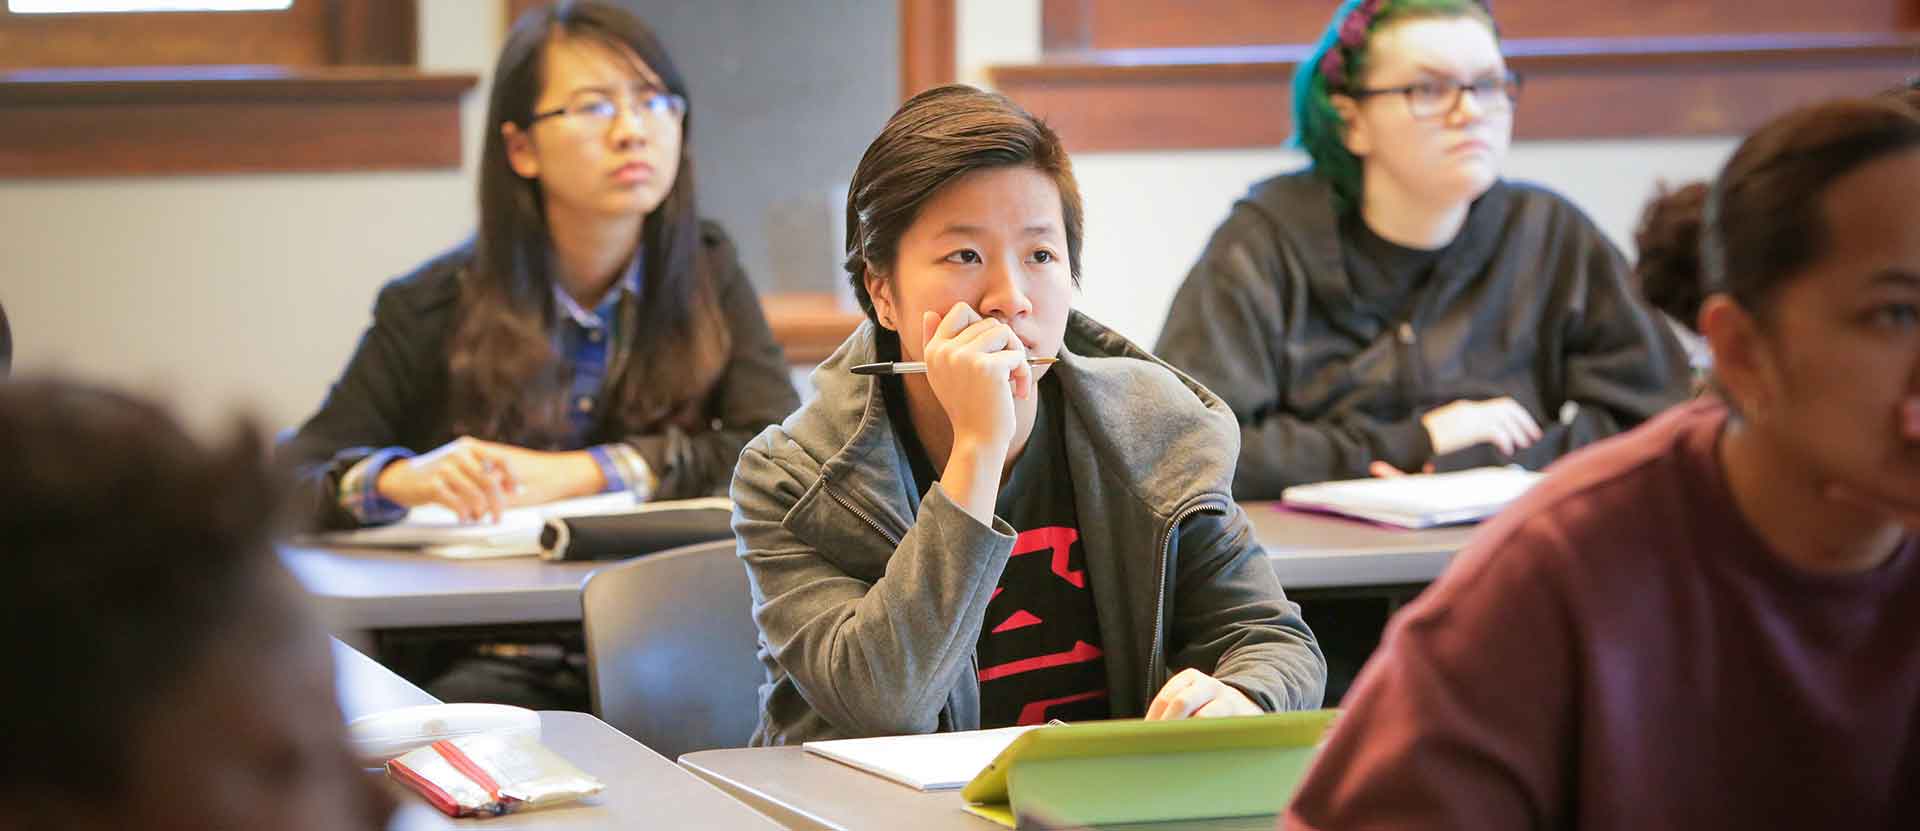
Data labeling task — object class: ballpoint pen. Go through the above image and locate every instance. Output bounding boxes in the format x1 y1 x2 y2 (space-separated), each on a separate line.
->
850 357 1058 376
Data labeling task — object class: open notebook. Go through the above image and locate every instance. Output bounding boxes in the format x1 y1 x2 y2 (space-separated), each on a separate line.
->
306 493 729 559
1280 466 1545 529
803 726 1041 791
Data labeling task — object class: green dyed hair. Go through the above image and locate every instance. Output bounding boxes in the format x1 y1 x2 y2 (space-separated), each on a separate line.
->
1291 0 1497 214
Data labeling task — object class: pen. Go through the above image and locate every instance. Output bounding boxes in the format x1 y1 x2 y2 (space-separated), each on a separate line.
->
850 357 1058 376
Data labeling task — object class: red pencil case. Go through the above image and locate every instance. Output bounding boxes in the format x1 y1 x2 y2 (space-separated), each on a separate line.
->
386 732 604 818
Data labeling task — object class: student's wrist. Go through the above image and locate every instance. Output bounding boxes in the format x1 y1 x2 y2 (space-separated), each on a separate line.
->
943 437 1007 523
947 437 1008 482
373 457 421 506
545 450 607 502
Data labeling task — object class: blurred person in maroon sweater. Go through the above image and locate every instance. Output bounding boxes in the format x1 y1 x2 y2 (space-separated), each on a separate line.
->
1286 95 1920 830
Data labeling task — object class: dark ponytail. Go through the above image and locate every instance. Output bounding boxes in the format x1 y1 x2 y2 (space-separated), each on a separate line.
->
1631 181 1709 333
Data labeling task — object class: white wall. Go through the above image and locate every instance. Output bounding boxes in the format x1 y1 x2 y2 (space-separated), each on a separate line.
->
0 0 501 433
957 0 1739 347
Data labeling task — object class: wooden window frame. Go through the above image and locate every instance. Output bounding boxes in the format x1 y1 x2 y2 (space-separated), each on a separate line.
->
0 0 477 177
900 0 956 100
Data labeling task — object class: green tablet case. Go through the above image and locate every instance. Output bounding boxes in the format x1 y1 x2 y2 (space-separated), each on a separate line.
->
959 709 1339 828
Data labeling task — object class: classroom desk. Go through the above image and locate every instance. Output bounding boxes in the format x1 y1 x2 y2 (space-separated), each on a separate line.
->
290 509 1474 635
331 639 780 830
334 637 441 717
680 746 1279 831
286 545 603 634
1244 501 1478 589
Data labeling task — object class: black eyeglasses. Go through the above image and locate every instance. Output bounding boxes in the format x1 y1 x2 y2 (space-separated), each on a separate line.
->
528 89 688 129
1347 71 1523 120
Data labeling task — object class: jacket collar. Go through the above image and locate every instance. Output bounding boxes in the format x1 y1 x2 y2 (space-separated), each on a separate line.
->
786 311 1242 541
1243 170 1515 333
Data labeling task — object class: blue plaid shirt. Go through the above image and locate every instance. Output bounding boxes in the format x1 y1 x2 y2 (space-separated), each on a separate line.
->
340 258 655 524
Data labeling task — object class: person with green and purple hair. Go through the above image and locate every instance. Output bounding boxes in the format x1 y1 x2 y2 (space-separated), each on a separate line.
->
1155 0 1689 498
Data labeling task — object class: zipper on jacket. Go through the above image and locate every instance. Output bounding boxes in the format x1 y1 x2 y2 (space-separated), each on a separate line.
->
1147 501 1221 698
1394 317 1427 408
823 470 968 729
819 471 901 547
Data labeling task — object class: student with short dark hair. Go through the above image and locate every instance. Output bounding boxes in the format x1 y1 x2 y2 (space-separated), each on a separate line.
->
282 0 797 530
1155 0 1689 497
1285 96 1920 830
731 85 1326 744
0 380 393 831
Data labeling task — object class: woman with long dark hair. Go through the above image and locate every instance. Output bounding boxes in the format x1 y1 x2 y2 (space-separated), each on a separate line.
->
285 0 797 529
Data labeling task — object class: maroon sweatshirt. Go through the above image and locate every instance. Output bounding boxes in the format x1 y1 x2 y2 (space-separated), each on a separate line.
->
1286 399 1920 830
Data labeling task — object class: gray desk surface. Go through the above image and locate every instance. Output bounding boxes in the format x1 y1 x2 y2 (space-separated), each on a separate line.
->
293 507 1475 634
288 546 604 632
334 637 440 718
1244 501 1477 589
331 640 779 830
679 746 1279 831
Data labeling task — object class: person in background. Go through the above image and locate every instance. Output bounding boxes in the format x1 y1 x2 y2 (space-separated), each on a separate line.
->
1631 75 1920 380
0 380 393 831
0 300 10 376
279 0 798 710
732 85 1325 744
282 0 797 531
1631 180 1713 374
1155 0 1688 498
1286 96 1920 830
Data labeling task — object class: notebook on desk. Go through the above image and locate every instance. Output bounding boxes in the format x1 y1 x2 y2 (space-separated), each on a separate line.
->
802 725 1041 791
1280 466 1544 529
305 494 730 560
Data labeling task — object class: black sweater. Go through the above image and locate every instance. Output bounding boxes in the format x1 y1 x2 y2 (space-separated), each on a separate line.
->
1155 171 1690 499
281 221 800 529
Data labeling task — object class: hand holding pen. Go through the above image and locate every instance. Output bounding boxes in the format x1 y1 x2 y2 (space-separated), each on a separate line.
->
893 302 1040 524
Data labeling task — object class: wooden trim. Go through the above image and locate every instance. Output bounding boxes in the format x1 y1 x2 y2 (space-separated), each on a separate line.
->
991 34 1920 151
329 0 417 66
0 1 333 69
0 67 478 177
899 0 956 100
1038 0 1917 50
1041 0 1091 52
504 0 547 31
761 293 865 366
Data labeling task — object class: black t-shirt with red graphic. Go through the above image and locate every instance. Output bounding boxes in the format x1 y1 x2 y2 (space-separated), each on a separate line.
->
883 369 1112 728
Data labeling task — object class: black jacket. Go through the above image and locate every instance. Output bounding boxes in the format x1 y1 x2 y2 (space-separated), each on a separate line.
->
282 221 800 529
1155 172 1690 499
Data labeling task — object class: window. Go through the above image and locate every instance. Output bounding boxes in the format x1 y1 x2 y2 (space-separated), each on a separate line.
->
10 1 291 12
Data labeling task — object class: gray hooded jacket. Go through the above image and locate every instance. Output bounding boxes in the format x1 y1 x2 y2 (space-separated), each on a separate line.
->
731 311 1326 745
